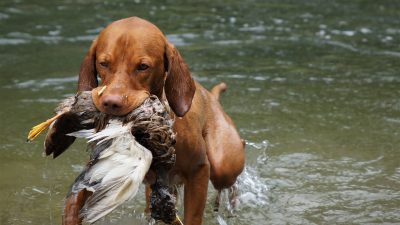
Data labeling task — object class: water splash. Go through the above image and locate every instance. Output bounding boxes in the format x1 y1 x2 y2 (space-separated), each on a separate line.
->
211 140 270 224
236 166 269 208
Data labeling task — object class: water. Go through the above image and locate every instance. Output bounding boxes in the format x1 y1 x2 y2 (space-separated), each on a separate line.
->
1 0 400 224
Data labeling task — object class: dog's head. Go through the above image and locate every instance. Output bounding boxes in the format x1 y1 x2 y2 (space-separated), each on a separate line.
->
77 17 195 117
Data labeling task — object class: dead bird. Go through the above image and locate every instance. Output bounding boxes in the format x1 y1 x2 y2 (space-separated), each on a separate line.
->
28 91 178 224
68 119 153 223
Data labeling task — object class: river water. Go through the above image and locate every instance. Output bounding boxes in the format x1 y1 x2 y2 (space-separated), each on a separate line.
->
1 0 399 224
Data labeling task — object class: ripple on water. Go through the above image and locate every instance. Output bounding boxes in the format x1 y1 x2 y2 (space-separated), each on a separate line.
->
20 98 62 103
255 151 400 224
0 38 29 45
8 76 77 90
166 33 197 47
0 31 99 45
0 12 9 20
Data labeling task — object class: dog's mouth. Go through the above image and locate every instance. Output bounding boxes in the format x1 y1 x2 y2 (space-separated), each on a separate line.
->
90 86 150 117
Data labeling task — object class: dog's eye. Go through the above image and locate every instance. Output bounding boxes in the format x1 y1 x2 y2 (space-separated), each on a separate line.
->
99 61 108 68
137 63 149 71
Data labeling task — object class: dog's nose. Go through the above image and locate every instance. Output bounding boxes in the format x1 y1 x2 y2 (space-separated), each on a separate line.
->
102 95 123 114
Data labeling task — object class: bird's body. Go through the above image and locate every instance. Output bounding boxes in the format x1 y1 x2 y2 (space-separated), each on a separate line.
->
69 120 153 223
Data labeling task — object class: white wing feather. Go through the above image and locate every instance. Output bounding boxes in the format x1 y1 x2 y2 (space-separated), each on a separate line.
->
68 119 153 224
67 128 95 138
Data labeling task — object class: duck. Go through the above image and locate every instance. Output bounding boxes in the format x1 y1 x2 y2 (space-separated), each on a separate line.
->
27 91 179 224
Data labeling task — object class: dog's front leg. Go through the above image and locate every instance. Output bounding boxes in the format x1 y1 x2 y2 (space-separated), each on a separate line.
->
62 190 91 225
183 161 210 225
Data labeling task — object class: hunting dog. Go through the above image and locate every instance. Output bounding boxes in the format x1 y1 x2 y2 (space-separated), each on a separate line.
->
64 17 244 225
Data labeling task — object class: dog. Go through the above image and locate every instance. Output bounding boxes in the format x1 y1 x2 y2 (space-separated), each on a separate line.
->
63 17 245 225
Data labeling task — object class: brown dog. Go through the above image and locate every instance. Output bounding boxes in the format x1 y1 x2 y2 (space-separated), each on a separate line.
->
64 17 244 225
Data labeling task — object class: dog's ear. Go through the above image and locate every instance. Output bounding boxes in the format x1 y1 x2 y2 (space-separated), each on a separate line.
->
77 39 98 92
164 43 196 117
